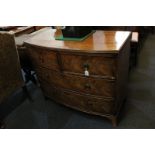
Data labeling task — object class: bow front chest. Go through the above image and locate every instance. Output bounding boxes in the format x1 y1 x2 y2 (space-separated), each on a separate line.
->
24 28 131 126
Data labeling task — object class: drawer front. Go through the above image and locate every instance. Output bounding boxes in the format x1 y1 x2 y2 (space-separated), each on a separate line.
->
61 54 116 77
37 67 115 98
41 84 114 114
27 47 59 70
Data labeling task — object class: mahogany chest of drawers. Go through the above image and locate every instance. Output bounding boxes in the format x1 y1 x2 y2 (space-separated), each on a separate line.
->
24 28 131 126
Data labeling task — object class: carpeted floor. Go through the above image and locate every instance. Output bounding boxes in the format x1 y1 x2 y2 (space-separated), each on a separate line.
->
3 34 155 128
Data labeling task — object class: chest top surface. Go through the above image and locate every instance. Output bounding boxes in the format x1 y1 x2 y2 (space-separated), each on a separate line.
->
24 27 131 53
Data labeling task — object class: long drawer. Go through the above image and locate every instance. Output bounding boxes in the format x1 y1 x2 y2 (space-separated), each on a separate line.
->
60 53 116 78
37 67 115 98
41 83 115 114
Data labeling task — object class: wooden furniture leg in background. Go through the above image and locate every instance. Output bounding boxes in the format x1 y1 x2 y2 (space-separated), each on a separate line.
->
111 116 118 127
0 120 5 129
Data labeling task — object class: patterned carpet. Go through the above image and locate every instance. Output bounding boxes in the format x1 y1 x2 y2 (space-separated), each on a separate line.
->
3 34 155 128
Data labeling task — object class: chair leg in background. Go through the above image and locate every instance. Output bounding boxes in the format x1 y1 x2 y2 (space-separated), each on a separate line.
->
23 68 37 85
22 85 33 102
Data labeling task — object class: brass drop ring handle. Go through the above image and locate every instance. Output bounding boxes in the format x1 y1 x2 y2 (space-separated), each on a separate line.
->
85 83 91 89
83 63 89 69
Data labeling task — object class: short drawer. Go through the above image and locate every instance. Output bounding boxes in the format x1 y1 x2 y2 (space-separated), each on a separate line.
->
60 54 116 78
27 46 59 70
41 84 115 114
37 67 115 98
